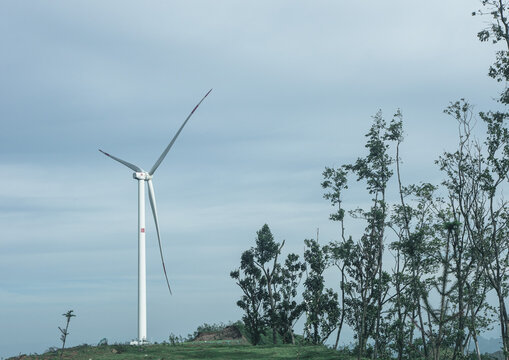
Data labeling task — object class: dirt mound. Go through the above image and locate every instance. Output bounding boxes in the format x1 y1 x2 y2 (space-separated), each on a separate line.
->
193 325 246 342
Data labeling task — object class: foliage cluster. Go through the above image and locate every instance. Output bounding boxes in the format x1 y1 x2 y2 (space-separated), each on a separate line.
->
230 2 509 360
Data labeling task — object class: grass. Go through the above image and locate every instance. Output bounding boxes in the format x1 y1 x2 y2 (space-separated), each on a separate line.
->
9 342 353 360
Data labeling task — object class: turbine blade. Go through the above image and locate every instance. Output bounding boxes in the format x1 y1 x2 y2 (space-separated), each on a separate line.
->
99 149 143 172
149 89 212 175
147 179 173 295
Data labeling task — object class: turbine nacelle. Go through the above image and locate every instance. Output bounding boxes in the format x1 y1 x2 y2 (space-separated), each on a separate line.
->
133 172 152 181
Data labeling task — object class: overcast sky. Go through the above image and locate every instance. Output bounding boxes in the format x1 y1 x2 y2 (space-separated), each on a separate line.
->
0 1 503 357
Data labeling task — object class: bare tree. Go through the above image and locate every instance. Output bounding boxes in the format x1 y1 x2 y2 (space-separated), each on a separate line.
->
59 310 76 359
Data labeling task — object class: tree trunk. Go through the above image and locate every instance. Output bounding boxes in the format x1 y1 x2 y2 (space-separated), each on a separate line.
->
417 275 428 358
435 229 452 360
267 278 277 344
472 330 481 360
358 300 367 360
334 267 346 350
498 295 509 360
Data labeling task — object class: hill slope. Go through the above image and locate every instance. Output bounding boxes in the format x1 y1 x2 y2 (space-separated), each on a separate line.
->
8 343 351 360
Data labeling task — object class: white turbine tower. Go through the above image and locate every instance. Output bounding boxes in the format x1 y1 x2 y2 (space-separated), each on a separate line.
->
99 89 212 345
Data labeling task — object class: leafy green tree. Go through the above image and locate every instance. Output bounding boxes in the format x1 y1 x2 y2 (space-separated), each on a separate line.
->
322 166 350 350
384 117 434 360
389 182 440 360
346 110 398 359
250 224 285 344
437 100 507 359
231 224 286 345
302 238 340 345
274 253 306 344
322 110 401 359
474 0 509 104
230 250 267 345
473 3 509 357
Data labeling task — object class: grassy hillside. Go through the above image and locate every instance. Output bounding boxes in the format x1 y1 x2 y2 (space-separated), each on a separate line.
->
8 343 353 360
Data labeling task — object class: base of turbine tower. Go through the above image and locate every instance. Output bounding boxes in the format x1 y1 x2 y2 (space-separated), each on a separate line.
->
129 339 150 346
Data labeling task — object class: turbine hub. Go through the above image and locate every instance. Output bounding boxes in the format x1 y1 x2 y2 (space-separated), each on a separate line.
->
133 172 152 181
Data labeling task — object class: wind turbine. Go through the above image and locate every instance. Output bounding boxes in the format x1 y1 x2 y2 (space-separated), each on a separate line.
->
99 89 212 345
